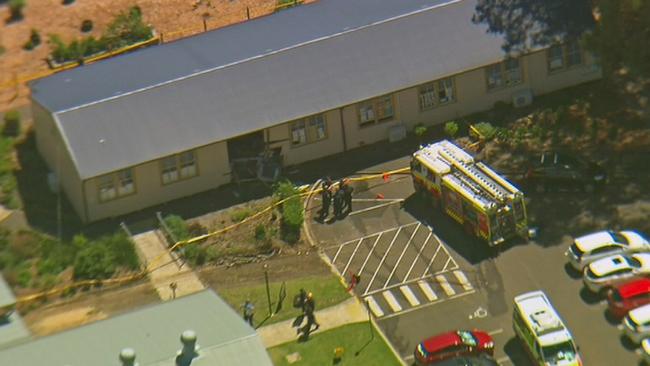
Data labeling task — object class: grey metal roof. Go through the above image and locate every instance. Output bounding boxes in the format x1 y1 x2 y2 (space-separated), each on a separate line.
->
30 0 452 112
0 290 273 366
40 0 511 179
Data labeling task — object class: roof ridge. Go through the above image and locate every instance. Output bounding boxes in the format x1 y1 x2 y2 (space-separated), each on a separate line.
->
55 0 463 115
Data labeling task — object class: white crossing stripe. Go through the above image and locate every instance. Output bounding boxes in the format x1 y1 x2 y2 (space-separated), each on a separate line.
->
400 285 421 306
436 274 456 296
418 280 438 301
365 296 384 318
453 270 473 291
383 290 403 312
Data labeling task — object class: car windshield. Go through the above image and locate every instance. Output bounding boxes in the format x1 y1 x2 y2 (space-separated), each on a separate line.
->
626 256 642 268
457 331 478 346
542 341 577 363
610 231 630 245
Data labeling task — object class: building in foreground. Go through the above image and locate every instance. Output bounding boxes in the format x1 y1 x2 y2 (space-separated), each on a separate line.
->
0 290 273 365
30 0 601 222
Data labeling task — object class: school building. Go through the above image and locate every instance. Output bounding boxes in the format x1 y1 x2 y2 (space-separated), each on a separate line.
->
29 0 601 222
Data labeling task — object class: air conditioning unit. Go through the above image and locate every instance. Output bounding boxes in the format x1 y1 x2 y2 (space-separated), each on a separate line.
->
388 123 407 143
512 89 533 108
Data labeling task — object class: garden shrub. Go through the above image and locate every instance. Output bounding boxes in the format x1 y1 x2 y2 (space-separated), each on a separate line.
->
414 123 428 138
230 208 252 223
62 0 75 5
81 19 93 33
182 244 207 267
103 6 153 51
99 232 139 270
23 29 41 51
444 121 459 138
273 180 303 244
73 243 116 280
163 214 190 242
254 224 266 241
3 110 21 137
8 0 26 21
17 267 32 288
473 122 497 141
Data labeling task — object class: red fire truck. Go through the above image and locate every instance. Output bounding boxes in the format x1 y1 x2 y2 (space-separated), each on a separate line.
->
411 140 529 246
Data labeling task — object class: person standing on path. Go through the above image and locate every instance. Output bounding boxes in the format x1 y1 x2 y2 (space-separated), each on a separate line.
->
332 185 344 220
304 292 320 331
318 181 332 222
243 300 255 327
342 179 354 215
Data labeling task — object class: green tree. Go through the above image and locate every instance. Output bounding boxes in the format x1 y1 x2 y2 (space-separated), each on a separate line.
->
103 6 153 50
73 244 116 280
273 180 303 244
444 121 459 138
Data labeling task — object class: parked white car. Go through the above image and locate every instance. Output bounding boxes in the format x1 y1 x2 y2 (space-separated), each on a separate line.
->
566 230 650 271
641 338 650 364
583 253 650 294
623 304 650 344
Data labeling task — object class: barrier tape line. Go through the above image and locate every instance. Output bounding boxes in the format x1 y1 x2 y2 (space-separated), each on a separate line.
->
15 166 410 305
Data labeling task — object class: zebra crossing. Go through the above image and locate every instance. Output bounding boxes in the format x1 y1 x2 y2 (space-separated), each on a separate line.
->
363 269 475 319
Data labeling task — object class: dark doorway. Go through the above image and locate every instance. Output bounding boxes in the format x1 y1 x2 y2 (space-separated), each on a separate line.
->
227 131 282 183
227 131 265 160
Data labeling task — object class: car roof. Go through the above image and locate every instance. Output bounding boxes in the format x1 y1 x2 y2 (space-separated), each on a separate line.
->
616 278 650 299
422 331 461 352
629 303 650 324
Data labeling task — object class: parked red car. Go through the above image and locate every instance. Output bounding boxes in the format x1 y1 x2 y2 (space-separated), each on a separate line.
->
607 278 650 319
413 330 494 365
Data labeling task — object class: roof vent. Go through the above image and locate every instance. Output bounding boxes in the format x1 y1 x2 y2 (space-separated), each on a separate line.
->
176 330 199 366
119 348 138 366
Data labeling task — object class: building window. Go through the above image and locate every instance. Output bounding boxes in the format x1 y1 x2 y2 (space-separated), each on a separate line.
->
290 114 327 146
485 58 522 90
161 150 198 185
358 95 394 127
418 77 455 110
98 168 135 202
547 41 583 72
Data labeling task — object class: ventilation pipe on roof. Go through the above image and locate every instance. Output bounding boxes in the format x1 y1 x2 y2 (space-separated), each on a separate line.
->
176 330 199 366
119 348 138 366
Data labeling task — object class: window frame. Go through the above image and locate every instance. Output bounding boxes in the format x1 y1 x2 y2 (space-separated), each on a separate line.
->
547 41 584 73
357 94 395 127
418 77 456 111
97 168 136 203
485 58 523 91
160 150 199 186
289 113 328 147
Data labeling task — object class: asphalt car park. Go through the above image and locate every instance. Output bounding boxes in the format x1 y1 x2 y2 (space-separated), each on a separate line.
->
309 154 646 365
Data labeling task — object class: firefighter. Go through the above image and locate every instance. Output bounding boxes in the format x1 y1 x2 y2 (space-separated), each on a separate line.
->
242 300 255 327
333 185 344 219
318 180 332 222
342 179 354 214
304 292 320 331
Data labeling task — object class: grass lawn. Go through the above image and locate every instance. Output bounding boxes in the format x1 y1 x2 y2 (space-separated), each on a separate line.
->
268 321 402 366
217 274 350 326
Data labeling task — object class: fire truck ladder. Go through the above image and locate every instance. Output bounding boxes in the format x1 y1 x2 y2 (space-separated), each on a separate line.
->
438 146 507 202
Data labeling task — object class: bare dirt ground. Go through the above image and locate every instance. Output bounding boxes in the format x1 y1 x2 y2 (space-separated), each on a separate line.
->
198 250 331 290
22 281 159 336
0 0 312 112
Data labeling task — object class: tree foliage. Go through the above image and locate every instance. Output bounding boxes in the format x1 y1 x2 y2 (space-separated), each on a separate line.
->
473 0 650 77
273 180 303 244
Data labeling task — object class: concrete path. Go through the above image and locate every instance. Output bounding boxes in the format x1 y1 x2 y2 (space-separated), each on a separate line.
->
132 230 205 300
257 297 368 348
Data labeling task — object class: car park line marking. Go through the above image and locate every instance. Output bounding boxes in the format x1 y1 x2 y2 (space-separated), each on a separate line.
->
436 274 456 296
365 295 384 318
332 243 345 264
496 356 512 365
488 328 504 336
325 222 417 250
441 257 454 272
418 280 438 301
379 290 476 320
453 270 473 291
384 223 421 287
382 290 403 312
364 227 403 294
341 238 364 276
430 230 459 269
404 231 432 281
422 242 444 277
357 233 383 277
349 200 403 216
400 285 421 306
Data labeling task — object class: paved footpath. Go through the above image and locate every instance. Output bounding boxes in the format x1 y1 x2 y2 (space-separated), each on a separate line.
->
132 230 206 300
257 297 368 348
